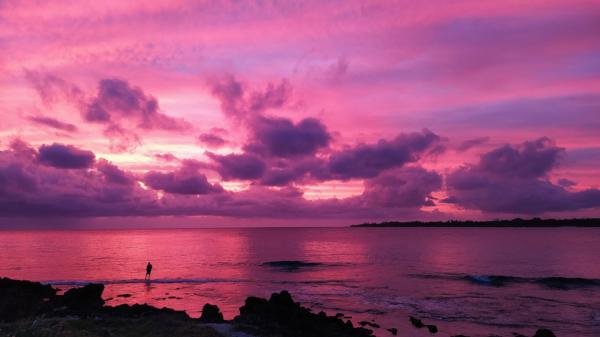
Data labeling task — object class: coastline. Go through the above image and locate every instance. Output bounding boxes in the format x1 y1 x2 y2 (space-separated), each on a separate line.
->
351 218 600 228
0 277 558 337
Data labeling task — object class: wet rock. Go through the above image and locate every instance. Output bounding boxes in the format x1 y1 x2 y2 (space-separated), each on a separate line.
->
533 329 557 337
359 321 380 328
427 324 438 333
199 303 224 323
409 316 425 328
234 290 373 337
0 277 57 322
57 283 105 316
387 327 398 335
101 303 190 320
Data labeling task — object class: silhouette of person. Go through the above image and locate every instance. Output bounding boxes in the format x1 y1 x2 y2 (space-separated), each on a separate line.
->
145 262 153 280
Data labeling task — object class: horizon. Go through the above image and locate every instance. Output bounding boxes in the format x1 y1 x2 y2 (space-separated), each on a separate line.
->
1 0 600 228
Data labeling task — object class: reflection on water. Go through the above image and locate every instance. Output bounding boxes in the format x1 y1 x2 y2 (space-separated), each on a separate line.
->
1 227 599 337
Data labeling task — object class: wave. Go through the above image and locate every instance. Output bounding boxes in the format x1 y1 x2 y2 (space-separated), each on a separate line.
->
411 273 600 289
42 277 249 286
260 260 328 272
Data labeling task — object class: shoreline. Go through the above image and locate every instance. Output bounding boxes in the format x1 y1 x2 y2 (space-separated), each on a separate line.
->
0 277 558 337
352 218 600 228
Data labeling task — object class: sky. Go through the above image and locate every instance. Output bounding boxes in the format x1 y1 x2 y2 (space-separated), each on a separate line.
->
1 0 599 227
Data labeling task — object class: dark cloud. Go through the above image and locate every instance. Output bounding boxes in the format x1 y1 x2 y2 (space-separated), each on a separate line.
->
446 138 600 214
362 167 442 208
0 144 442 220
456 136 489 152
198 132 226 148
85 79 190 131
478 137 563 178
209 75 291 120
260 158 319 186
144 169 223 195
37 143 95 169
96 159 133 185
246 116 331 158
28 116 78 132
326 129 441 179
208 152 266 180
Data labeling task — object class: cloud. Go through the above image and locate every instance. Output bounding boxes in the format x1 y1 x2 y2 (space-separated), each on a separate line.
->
143 169 223 195
362 167 442 208
154 152 179 162
246 116 331 158
456 136 489 152
27 115 78 132
0 143 444 220
209 75 292 120
208 152 266 181
446 138 600 214
96 159 134 185
37 143 95 169
85 78 190 131
478 137 563 178
24 70 84 106
325 129 441 179
198 132 226 148
102 123 142 153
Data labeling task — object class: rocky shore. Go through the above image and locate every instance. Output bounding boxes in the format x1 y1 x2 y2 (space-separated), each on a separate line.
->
0 277 557 337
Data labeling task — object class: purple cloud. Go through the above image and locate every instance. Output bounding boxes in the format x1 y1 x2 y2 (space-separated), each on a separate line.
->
144 170 222 195
246 116 331 158
37 143 95 169
24 70 84 106
326 129 441 179
209 75 291 120
478 138 563 178
96 159 133 185
198 132 226 148
85 79 190 131
456 136 489 152
362 167 442 208
446 138 600 214
208 152 266 180
28 116 78 132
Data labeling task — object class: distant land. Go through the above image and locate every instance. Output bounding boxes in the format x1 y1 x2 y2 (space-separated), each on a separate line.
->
352 218 600 228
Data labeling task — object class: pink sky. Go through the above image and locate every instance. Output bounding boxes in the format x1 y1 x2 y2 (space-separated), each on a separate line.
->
0 0 599 227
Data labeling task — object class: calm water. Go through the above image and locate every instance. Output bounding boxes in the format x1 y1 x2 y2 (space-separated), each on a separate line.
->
0 227 599 337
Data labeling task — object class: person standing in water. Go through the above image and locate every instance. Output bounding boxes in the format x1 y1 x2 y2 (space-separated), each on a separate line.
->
145 262 153 280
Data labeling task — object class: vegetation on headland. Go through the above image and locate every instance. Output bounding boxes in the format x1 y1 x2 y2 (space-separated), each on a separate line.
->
352 218 600 228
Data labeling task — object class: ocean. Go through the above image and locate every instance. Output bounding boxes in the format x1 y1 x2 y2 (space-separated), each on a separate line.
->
0 227 599 337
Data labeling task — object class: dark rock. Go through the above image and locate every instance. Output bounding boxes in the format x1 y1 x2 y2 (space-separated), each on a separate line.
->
56 283 104 316
451 335 470 337
101 303 190 320
427 324 438 333
359 321 380 328
533 329 557 337
234 290 373 337
117 293 131 298
0 277 57 322
199 303 224 323
387 327 398 335
513 333 528 337
409 316 425 328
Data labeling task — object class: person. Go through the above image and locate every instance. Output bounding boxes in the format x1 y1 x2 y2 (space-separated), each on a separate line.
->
145 262 153 280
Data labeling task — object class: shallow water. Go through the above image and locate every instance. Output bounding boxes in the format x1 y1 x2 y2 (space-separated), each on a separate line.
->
0 227 599 337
